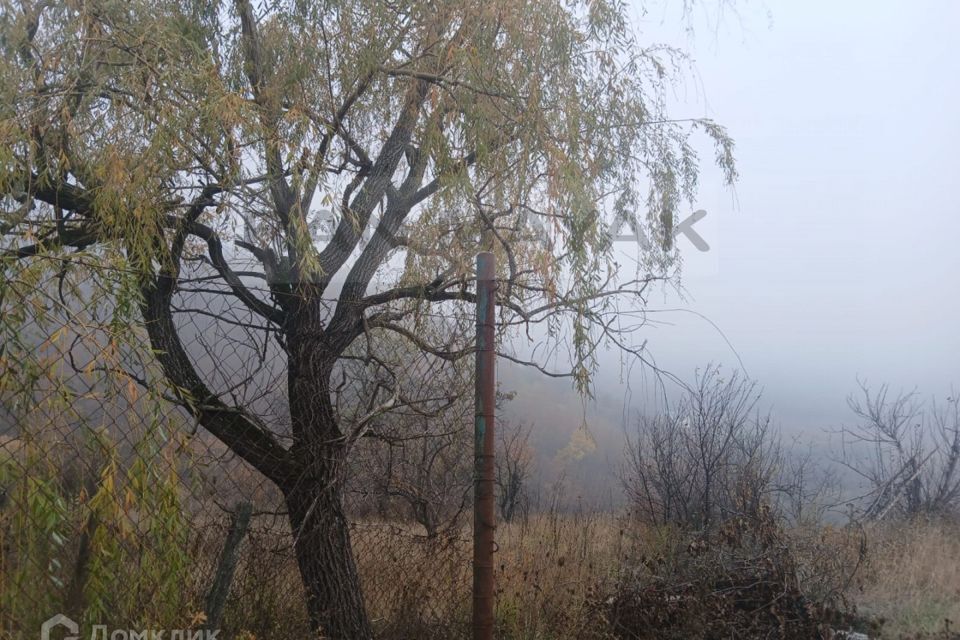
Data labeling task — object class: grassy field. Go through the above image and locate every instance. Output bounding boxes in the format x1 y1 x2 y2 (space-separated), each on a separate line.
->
853 521 960 638
204 512 960 639
2 437 958 640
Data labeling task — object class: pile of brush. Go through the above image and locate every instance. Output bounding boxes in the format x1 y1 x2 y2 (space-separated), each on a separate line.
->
591 510 878 640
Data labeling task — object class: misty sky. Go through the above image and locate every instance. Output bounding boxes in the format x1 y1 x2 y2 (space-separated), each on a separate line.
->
503 1 960 467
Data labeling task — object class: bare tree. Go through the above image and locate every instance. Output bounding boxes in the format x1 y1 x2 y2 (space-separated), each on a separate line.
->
623 366 782 530
350 398 473 539
774 441 841 526
838 382 960 520
496 420 534 523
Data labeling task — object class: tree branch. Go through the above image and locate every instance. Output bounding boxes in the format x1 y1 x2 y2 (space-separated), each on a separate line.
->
140 273 294 486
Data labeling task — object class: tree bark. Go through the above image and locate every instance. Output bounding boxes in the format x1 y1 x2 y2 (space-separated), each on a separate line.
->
283 291 374 639
285 473 373 640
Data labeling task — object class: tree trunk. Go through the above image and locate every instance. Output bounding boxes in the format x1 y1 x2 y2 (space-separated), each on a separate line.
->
283 292 374 639
285 464 373 640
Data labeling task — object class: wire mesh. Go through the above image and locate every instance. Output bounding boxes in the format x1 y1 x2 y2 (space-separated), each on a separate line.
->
0 266 478 640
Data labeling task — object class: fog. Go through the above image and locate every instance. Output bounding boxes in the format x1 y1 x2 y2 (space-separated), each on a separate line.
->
500 1 960 493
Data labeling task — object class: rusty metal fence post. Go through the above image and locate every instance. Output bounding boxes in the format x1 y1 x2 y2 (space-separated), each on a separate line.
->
473 251 496 640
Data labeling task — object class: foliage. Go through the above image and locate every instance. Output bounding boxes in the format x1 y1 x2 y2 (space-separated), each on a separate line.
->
0 0 737 396
0 0 737 634
0 422 192 636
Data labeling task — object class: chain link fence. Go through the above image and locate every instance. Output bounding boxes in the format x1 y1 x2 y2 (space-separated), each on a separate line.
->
0 261 869 640
0 266 481 640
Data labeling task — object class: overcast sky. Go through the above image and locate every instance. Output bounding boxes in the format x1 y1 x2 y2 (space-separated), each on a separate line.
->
504 1 960 468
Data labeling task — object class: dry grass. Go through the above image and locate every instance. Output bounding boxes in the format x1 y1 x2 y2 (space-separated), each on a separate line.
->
853 520 960 638
208 512 633 639
492 512 630 639
201 514 960 639
352 512 631 639
23 508 953 639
